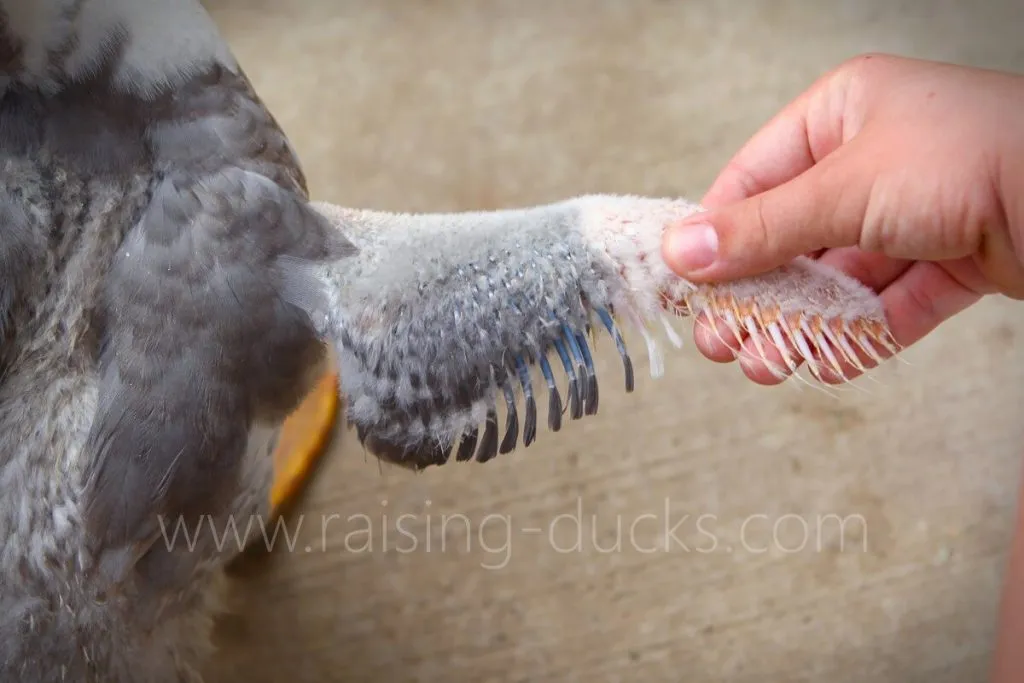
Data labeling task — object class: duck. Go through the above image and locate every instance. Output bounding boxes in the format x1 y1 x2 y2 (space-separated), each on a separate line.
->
0 1 896 680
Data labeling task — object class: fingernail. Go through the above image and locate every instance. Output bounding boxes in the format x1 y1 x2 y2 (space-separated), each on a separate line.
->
665 222 719 273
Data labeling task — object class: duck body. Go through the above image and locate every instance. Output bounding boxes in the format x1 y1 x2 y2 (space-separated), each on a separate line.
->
0 2 345 680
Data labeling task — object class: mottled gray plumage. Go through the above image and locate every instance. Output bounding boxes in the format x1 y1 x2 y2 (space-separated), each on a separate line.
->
308 203 615 468
0 1 352 680
5 20 351 555
0 1 895 681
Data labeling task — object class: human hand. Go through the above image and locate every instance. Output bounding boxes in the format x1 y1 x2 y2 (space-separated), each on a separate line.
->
661 53 1024 385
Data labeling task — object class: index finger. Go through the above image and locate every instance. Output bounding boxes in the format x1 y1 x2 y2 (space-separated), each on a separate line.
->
701 62 857 208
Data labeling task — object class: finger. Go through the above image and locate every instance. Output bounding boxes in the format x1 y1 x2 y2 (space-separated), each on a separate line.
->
816 247 912 293
809 249 914 380
701 61 858 208
737 332 795 386
691 247 913 369
664 141 871 283
693 311 743 362
693 248 914 381
812 260 982 383
699 256 980 385
700 114 817 208
877 260 984 354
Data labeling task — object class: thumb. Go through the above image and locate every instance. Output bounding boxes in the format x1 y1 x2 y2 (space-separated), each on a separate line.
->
662 151 869 282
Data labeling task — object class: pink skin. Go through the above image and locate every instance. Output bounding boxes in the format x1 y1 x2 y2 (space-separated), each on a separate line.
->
661 53 1024 385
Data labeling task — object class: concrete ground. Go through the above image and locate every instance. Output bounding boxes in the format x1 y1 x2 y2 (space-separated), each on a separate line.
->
200 1 1024 681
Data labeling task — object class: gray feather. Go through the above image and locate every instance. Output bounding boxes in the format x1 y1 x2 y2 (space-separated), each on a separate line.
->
0 1 357 680
305 202 623 471
82 168 352 556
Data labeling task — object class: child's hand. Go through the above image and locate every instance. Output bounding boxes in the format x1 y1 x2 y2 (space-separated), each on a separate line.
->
661 54 1024 384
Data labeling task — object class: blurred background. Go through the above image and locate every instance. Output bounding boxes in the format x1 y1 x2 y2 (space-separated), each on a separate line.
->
200 1 1024 681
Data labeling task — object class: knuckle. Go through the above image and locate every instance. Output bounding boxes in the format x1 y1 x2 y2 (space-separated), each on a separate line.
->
739 191 789 262
752 195 774 250
707 194 777 271
722 193 772 254
723 161 765 200
899 271 942 326
1002 283 1024 301
838 52 894 78
831 52 894 106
